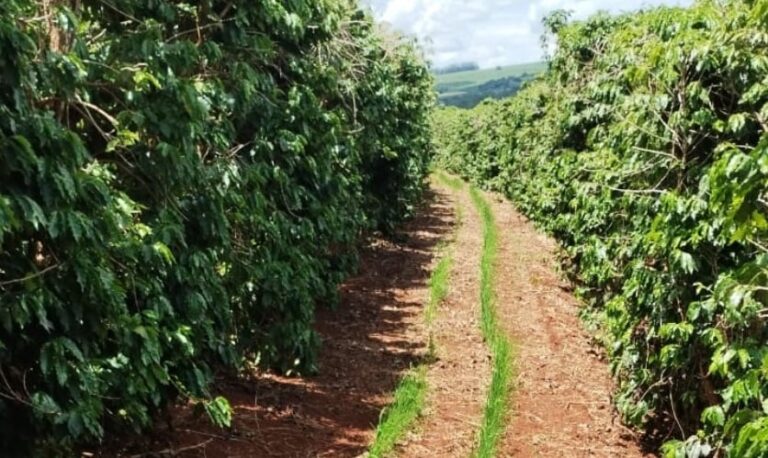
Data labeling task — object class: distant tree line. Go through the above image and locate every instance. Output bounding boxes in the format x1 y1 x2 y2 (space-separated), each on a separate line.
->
433 62 480 75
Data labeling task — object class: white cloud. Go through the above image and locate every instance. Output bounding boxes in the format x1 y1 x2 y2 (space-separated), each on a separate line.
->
362 0 694 69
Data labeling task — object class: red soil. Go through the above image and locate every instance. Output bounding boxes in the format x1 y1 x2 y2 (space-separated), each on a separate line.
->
484 190 652 457
91 183 654 458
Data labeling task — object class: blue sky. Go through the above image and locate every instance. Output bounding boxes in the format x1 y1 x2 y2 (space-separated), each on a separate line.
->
362 0 694 68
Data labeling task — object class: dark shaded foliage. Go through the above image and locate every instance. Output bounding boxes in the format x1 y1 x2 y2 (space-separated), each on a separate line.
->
0 0 433 454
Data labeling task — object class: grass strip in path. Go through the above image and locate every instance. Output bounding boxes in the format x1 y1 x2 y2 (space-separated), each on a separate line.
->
436 171 464 191
429 173 462 357
369 366 428 458
470 187 514 458
425 251 452 359
426 253 451 325
369 185 458 457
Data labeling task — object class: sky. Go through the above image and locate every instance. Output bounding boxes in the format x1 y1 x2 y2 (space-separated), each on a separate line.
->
362 0 694 69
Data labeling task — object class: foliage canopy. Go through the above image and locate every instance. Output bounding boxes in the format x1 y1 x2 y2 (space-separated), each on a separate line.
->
0 0 433 453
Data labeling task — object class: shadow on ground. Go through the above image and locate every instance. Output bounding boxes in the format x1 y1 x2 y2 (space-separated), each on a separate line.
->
94 187 455 458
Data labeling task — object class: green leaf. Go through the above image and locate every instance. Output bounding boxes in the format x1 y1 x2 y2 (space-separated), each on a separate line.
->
702 405 726 427
61 338 84 362
203 396 232 428
67 412 84 437
674 250 698 275
728 113 747 134
30 392 62 417
16 196 47 230
152 242 175 264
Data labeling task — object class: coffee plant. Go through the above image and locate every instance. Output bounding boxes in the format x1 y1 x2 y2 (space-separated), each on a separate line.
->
434 1 768 455
0 0 433 454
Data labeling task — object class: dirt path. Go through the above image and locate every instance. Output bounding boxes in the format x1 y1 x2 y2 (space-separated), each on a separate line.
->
394 181 491 457
96 181 652 457
482 190 651 457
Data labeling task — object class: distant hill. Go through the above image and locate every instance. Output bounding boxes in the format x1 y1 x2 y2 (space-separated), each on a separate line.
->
435 62 547 108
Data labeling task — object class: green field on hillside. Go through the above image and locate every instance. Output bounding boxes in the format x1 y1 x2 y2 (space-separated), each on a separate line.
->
435 62 547 108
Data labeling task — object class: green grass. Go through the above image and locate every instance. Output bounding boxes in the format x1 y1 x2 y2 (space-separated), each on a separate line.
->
369 367 428 458
435 62 546 108
469 187 515 458
426 254 451 326
426 247 454 360
368 182 460 457
435 62 547 90
436 171 464 191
